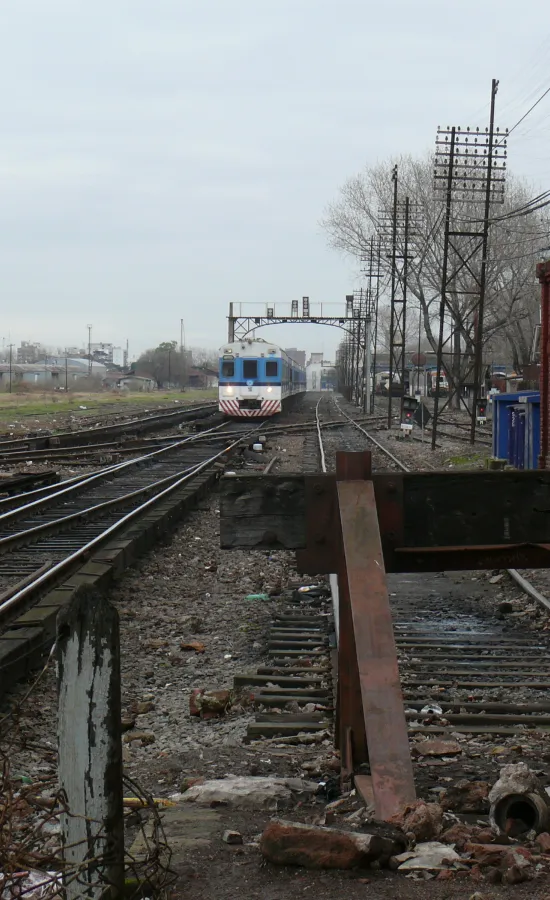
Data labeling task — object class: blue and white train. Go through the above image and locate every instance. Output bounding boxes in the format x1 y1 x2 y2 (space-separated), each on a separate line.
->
218 338 306 417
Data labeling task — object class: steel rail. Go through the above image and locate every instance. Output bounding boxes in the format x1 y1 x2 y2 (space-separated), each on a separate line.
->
0 428 251 621
331 400 550 621
0 402 219 451
315 399 328 474
0 458 212 552
0 422 228 524
333 398 410 472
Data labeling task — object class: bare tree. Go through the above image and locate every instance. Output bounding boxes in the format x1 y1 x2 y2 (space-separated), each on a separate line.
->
135 344 219 387
322 154 547 388
135 341 185 388
188 347 219 369
375 301 424 354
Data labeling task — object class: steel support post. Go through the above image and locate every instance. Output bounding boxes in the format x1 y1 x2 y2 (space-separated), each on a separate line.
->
432 128 456 450
388 167 398 428
335 451 416 819
470 78 498 444
364 317 372 414
538 260 550 469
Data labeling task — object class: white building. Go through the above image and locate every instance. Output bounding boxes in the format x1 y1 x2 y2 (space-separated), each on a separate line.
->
306 353 335 391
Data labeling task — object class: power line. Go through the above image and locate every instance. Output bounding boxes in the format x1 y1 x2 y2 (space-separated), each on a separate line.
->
496 83 550 146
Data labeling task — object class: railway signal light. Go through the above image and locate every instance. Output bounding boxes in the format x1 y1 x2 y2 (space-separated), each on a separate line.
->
476 398 487 425
401 396 418 434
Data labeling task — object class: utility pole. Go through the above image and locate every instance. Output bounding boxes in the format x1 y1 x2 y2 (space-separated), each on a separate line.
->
87 324 92 379
401 195 410 406
432 80 507 447
432 127 456 451
180 318 186 390
8 343 13 394
470 78 499 443
361 236 381 413
371 238 382 413
388 165 398 428
65 352 69 392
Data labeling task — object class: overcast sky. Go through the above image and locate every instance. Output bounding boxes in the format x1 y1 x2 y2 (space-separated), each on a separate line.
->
0 1 549 361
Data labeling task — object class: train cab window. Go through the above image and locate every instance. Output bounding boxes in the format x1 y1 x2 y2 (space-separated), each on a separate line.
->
266 360 278 377
243 360 258 379
221 360 234 377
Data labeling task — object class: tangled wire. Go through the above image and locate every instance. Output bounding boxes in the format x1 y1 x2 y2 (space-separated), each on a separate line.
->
0 649 176 900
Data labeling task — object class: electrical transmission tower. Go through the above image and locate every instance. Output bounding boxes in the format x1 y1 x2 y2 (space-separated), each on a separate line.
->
431 78 508 448
361 236 382 412
379 168 421 427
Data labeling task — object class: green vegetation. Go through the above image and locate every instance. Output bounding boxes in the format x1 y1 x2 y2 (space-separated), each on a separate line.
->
445 452 485 468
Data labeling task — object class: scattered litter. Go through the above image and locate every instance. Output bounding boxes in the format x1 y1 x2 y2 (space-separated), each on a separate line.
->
420 704 443 715
183 776 318 809
260 818 397 869
189 688 232 718
389 799 444 841
0 869 62 900
489 762 550 836
397 842 460 871
222 829 243 844
412 739 462 758
245 593 270 602
180 640 206 653
123 731 155 745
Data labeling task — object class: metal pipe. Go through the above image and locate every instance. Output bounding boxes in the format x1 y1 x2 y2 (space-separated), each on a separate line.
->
507 568 550 613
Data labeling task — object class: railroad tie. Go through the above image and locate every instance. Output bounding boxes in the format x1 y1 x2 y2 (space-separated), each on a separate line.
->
234 585 334 741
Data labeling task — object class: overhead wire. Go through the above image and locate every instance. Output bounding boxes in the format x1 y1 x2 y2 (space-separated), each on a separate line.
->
495 83 550 148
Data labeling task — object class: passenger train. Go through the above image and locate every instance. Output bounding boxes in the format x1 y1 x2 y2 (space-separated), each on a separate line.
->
218 338 306 416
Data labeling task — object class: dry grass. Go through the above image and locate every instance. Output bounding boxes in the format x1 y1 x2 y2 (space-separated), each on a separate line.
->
0 389 218 424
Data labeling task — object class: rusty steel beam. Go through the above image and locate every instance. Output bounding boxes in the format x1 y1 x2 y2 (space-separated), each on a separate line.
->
334 453 372 777
394 543 550 571
337 473 416 820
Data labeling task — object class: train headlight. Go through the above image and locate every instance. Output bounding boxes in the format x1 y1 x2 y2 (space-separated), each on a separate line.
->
225 386 233 395
267 386 273 393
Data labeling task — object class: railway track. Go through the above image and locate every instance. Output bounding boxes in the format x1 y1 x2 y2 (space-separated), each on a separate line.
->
319 395 550 805
240 393 550 813
0 416 269 696
0 402 219 452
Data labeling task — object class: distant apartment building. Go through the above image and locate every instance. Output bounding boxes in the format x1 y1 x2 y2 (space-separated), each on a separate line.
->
90 343 127 366
17 341 43 364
